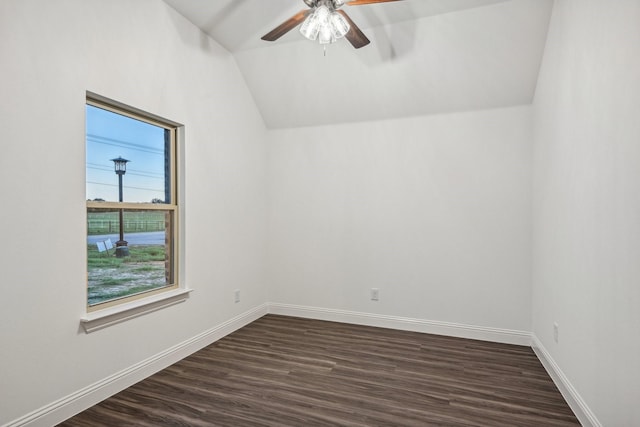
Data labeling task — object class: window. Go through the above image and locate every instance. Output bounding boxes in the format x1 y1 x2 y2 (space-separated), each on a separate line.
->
86 96 179 312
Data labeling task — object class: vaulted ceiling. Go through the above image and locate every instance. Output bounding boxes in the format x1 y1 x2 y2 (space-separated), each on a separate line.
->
162 0 553 128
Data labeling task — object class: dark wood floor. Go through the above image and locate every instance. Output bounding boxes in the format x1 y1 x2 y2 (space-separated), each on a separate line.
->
59 315 580 426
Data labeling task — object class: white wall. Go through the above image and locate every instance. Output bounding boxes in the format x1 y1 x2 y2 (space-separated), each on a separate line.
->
532 0 640 425
0 1 267 425
7 0 637 425
268 106 532 332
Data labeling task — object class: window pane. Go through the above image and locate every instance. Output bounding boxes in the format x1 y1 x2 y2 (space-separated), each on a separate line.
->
87 208 175 307
86 105 171 204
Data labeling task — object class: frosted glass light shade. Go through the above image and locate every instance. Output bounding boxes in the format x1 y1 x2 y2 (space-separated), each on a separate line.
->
314 4 331 24
318 25 333 44
300 13 320 40
300 4 351 45
330 12 349 39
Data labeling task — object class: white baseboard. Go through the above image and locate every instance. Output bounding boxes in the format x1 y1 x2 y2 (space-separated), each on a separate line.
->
531 334 601 427
4 303 269 427
267 303 532 346
8 303 599 427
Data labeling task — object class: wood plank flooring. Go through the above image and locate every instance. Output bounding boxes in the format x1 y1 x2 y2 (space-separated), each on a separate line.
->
59 315 580 426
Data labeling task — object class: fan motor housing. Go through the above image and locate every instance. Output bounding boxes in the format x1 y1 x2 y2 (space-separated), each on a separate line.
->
304 0 345 9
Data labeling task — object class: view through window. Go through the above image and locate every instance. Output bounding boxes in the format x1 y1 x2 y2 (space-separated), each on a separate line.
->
86 99 178 310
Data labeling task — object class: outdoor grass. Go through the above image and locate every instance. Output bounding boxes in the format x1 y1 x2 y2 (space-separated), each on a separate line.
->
95 278 129 287
87 244 165 268
87 244 168 306
132 266 159 273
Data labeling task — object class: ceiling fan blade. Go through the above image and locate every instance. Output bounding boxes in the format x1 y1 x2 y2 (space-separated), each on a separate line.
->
337 10 370 49
347 0 403 5
261 10 311 42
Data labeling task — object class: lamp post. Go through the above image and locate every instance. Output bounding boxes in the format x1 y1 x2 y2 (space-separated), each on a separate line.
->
111 156 130 257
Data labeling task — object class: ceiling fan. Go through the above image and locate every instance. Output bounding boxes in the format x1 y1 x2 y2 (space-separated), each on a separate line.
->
261 0 404 49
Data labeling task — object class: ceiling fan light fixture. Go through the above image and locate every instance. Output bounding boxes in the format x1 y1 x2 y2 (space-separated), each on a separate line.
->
262 0 396 49
300 4 350 45
300 4 331 41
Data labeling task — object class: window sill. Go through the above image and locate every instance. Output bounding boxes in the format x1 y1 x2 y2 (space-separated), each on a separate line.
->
80 288 192 333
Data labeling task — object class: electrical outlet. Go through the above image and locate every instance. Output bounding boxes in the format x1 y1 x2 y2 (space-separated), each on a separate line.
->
371 288 379 301
553 322 559 343
234 289 240 303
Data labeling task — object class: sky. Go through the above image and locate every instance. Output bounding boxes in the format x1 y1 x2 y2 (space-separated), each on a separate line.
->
86 105 168 203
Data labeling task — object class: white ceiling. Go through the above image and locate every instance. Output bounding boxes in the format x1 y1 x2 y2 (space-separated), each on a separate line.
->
163 0 553 128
